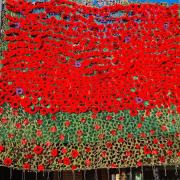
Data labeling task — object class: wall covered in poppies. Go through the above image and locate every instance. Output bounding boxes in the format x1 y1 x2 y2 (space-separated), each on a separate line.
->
0 0 179 173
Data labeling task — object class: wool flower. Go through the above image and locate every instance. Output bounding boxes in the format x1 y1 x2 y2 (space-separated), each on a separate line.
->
34 145 43 155
63 157 71 165
23 163 30 170
4 158 12 166
38 164 44 171
71 149 79 159
51 149 58 157
0 145 5 152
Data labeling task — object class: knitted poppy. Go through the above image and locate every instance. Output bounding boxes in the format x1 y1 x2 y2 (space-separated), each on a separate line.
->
38 164 45 172
4 158 12 166
34 145 43 155
71 149 79 159
0 145 5 152
63 157 71 166
51 149 58 157
23 163 31 170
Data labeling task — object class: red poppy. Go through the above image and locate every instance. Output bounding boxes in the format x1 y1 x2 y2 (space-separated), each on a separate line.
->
117 124 123 130
3 158 12 166
23 119 29 125
125 151 132 157
63 157 71 165
161 125 167 131
94 124 101 131
159 156 165 163
23 163 30 170
98 133 105 140
118 138 124 143
85 147 91 153
1 118 8 124
8 133 15 139
76 130 83 136
37 119 43 125
153 138 159 144
106 115 112 121
110 163 117 168
21 138 27 145
127 133 133 138
36 130 42 137
34 145 43 155
0 145 4 152
159 143 165 149
46 141 51 147
71 149 79 159
167 150 173 156
167 140 173 146
152 149 158 155
38 164 44 172
50 126 57 133
85 159 91 166
64 120 71 127
91 113 97 119
59 134 65 141
61 148 67 154
51 149 58 157
137 123 142 128
150 130 155 135
51 116 56 121
106 142 112 149
119 116 125 121
101 151 107 158
0 107 4 115
24 154 34 159
110 130 117 136
71 165 77 171
80 118 86 123
15 122 22 129
137 161 143 167
135 144 141 149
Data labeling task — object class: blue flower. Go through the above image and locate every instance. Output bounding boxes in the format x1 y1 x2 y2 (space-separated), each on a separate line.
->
135 97 143 104
124 36 130 43
16 88 23 95
75 61 81 68
164 23 169 30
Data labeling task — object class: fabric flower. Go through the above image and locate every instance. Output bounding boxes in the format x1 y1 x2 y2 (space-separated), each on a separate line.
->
34 145 43 155
71 149 79 159
4 158 12 166
23 163 30 170
16 88 23 95
0 145 4 152
38 164 44 171
51 149 58 157
75 61 81 68
63 157 71 165
135 97 143 104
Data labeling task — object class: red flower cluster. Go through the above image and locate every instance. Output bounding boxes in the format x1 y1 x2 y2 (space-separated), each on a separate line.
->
0 0 178 115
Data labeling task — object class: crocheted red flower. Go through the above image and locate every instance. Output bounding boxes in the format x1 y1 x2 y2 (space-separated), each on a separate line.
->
34 145 43 155
38 164 44 171
0 145 5 152
71 149 79 159
23 163 31 170
63 157 71 165
85 159 91 166
4 158 12 166
51 149 58 157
